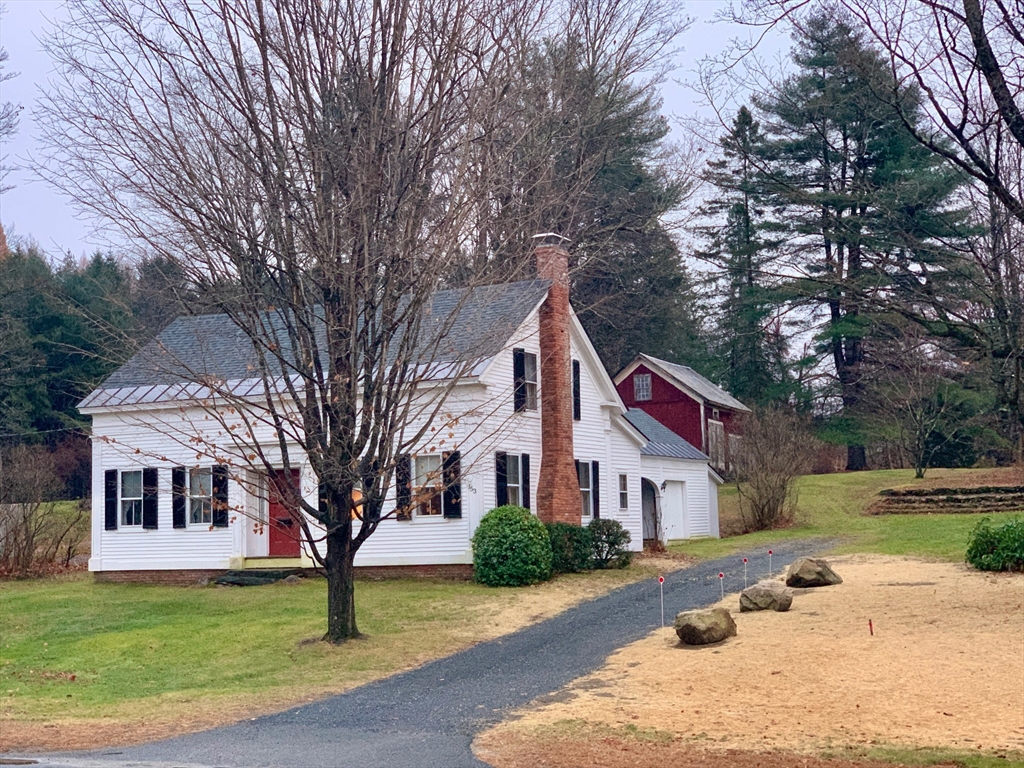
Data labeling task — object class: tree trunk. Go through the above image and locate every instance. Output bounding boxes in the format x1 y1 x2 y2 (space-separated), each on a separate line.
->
323 527 359 644
846 444 867 471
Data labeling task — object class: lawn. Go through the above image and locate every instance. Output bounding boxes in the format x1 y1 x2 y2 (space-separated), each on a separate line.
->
670 468 1024 561
0 563 656 744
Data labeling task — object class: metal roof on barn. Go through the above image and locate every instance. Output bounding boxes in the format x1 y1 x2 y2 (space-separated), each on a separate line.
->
80 279 552 410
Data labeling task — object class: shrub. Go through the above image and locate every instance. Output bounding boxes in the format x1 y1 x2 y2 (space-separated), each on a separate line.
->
472 505 552 586
546 522 594 573
735 406 816 531
965 517 1024 572
588 518 633 569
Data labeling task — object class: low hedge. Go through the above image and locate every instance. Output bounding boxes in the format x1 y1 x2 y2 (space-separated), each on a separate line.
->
965 517 1024 572
546 522 594 573
588 518 633 569
472 505 553 586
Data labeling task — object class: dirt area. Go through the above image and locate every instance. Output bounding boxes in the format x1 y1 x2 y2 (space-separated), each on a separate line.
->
473 728 954 768
475 555 1024 764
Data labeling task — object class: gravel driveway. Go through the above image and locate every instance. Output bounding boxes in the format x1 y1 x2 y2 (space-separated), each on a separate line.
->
19 541 825 768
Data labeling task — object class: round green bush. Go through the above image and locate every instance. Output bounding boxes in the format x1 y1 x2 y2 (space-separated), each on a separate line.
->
588 518 633 569
472 505 553 586
966 517 1024 572
546 521 594 574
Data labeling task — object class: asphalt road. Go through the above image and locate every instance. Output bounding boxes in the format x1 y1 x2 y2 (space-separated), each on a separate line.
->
17 541 827 768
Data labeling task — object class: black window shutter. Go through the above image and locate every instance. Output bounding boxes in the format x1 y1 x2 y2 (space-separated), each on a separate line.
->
104 469 118 530
142 468 159 529
572 359 581 421
172 467 187 528
442 451 462 519
395 454 412 520
495 451 508 507
521 453 530 510
512 348 526 412
592 461 600 518
212 465 230 527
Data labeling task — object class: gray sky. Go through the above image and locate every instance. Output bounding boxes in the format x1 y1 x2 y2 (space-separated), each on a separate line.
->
0 0 784 261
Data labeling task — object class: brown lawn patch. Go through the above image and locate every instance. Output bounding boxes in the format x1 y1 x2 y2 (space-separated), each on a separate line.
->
476 555 1024 759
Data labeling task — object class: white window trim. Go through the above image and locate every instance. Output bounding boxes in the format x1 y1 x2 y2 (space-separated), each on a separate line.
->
188 467 214 527
120 469 143 527
634 373 652 402
523 352 538 411
505 453 523 508
578 461 593 518
412 454 444 518
618 474 629 510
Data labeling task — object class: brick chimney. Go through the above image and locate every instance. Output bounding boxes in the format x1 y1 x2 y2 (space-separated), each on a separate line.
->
533 233 581 525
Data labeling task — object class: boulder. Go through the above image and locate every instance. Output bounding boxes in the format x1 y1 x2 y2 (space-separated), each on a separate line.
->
281 574 303 585
739 580 794 612
785 557 843 588
674 607 737 645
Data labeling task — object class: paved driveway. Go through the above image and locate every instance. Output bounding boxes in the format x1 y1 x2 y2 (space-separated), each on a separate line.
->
20 541 825 768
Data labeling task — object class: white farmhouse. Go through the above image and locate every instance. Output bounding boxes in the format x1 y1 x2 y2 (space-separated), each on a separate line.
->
79 243 719 581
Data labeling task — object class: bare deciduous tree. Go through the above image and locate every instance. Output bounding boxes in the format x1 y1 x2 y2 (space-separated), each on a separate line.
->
0 2 22 195
37 0 556 642
734 406 815 531
0 445 88 575
36 0 695 641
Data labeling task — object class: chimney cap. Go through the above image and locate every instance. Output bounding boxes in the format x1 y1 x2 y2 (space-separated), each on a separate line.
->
532 232 571 246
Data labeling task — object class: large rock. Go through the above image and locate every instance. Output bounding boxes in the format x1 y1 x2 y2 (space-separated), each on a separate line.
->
785 557 843 588
739 580 794 612
674 607 737 645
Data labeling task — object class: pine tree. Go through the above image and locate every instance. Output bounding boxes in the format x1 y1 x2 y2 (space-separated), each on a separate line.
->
753 10 968 469
700 107 792 406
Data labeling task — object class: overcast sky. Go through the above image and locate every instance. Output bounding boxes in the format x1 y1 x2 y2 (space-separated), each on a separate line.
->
0 0 787 261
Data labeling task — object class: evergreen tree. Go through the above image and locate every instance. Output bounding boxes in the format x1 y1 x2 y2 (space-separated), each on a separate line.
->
752 10 969 469
700 107 792 405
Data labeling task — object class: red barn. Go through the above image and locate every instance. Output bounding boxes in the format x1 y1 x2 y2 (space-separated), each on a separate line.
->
614 354 750 474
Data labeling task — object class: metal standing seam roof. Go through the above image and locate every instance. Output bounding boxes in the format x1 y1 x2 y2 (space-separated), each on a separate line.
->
639 354 751 413
623 408 709 461
79 279 553 410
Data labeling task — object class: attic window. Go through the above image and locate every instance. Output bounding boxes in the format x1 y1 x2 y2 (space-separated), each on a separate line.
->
712 408 721 421
634 373 652 401
513 349 538 412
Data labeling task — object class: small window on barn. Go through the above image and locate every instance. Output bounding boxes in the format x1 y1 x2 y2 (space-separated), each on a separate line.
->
712 408 721 420
634 373 652 401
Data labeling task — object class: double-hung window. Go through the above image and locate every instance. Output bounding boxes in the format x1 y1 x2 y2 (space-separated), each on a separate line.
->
189 467 214 525
513 348 538 411
618 474 629 509
634 373 652 401
576 460 600 518
413 454 443 516
120 470 143 526
495 451 531 509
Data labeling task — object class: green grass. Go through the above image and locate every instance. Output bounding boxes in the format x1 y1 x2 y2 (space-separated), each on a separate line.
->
831 744 1024 768
670 468 1023 562
0 564 657 726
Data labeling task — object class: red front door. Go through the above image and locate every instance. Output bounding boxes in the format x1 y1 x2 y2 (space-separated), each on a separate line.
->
268 469 302 558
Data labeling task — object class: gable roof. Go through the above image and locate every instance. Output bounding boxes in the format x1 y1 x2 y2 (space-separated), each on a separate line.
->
80 279 552 410
623 408 708 461
618 354 750 413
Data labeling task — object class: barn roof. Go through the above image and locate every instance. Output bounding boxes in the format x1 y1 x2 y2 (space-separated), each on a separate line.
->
623 408 708 461
80 279 552 410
